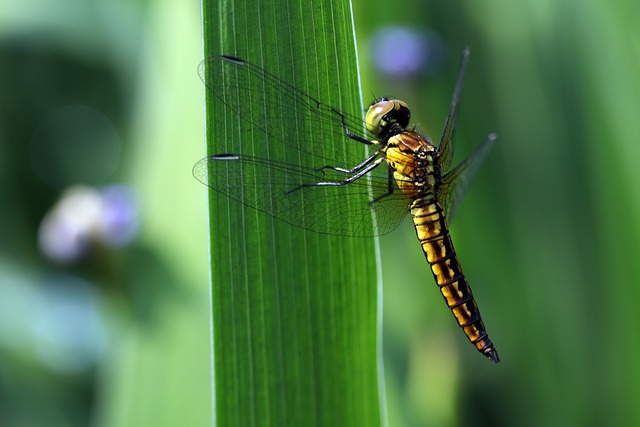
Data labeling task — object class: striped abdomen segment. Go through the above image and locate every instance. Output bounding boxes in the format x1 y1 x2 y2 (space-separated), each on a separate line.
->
411 199 500 363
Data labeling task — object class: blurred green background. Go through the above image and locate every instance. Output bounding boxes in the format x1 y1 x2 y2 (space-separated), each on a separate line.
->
1 0 639 426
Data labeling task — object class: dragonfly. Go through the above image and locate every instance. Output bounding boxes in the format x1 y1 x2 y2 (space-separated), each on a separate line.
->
194 48 499 363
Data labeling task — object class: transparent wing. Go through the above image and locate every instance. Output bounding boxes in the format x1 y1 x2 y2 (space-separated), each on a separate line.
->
437 47 470 172
197 56 410 236
437 132 496 221
193 154 410 237
199 55 373 166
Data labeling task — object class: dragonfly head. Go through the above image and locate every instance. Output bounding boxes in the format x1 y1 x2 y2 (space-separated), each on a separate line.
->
365 98 411 138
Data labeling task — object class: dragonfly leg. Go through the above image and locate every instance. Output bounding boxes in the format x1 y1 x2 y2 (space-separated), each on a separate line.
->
370 166 396 204
336 111 377 145
315 148 384 174
285 156 386 195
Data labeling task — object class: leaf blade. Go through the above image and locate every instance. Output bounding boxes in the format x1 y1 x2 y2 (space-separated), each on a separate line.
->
201 0 383 425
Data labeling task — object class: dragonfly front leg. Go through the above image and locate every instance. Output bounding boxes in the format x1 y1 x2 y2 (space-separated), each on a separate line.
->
284 112 386 195
311 111 384 175
334 109 377 146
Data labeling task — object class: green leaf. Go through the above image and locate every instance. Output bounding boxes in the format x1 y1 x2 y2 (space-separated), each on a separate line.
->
200 0 383 425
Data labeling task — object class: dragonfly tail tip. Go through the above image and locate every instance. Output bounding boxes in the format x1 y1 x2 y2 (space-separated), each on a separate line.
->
485 348 501 364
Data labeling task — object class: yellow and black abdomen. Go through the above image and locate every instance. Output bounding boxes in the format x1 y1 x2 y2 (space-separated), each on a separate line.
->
384 131 499 363
411 200 499 363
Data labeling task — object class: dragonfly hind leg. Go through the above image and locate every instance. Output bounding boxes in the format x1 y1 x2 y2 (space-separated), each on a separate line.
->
285 156 386 195
370 165 396 205
315 149 384 175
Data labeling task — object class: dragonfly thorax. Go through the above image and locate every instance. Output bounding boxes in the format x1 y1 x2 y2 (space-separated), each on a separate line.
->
385 131 438 199
365 98 410 139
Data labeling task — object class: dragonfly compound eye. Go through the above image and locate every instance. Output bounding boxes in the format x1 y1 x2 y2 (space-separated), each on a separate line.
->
365 99 411 137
